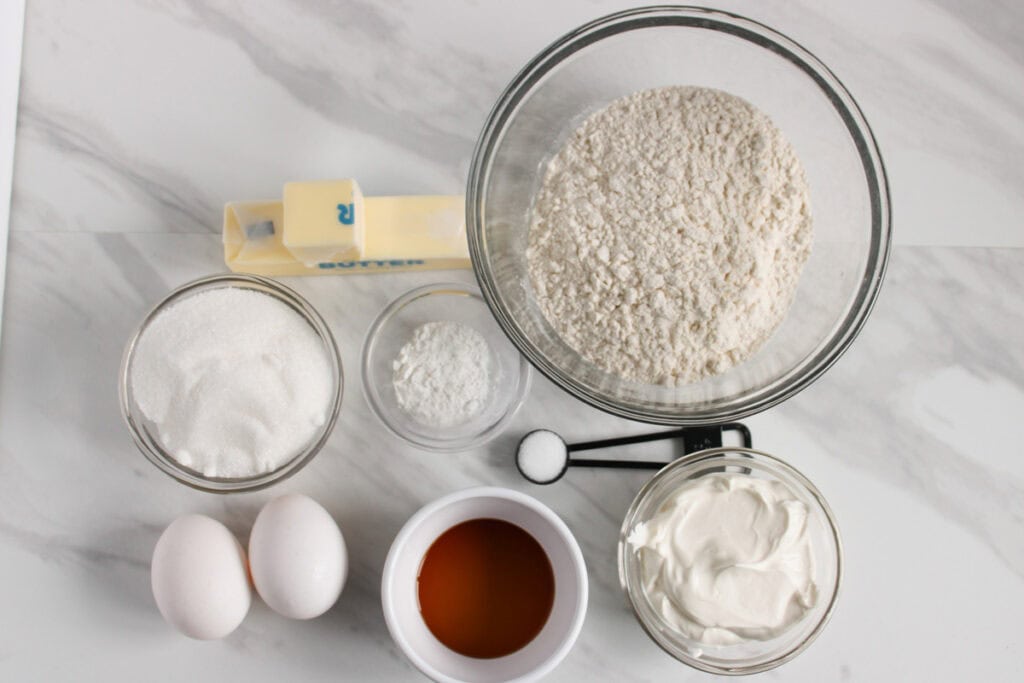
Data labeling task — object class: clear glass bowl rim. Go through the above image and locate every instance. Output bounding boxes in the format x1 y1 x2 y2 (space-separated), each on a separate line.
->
617 447 844 675
118 273 344 493
466 5 893 424
360 282 532 452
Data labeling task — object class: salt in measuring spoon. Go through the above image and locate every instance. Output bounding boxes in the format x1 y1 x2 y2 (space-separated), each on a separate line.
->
515 424 752 485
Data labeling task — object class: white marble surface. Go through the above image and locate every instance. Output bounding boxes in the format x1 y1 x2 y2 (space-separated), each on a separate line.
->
2 1 1023 681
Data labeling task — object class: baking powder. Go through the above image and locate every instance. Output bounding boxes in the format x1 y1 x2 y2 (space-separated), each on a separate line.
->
392 321 491 428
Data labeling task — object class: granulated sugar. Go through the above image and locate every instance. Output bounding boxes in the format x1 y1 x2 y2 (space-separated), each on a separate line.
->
129 288 333 478
392 321 491 428
527 86 812 385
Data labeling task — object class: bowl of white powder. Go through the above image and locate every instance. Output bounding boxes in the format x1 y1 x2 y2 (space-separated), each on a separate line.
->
120 274 343 492
361 283 531 452
618 448 842 674
467 6 891 423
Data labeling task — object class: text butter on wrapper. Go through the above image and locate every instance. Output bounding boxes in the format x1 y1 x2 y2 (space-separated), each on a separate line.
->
223 179 470 276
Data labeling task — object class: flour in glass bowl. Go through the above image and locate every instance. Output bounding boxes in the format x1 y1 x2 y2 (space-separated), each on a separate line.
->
527 86 813 385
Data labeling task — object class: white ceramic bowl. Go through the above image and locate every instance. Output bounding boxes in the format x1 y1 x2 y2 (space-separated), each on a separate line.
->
382 487 588 683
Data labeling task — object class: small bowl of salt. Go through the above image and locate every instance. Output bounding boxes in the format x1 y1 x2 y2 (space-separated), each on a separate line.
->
119 274 343 493
361 282 531 452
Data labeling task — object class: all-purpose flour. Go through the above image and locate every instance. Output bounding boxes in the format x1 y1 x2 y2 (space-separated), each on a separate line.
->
528 86 812 385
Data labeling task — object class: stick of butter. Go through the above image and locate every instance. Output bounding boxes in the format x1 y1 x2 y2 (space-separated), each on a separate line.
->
282 179 364 266
223 179 470 276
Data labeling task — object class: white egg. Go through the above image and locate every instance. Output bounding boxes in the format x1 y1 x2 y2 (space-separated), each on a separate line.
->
248 493 348 620
151 514 251 639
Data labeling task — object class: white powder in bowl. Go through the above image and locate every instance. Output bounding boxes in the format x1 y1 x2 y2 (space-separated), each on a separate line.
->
527 86 813 385
392 321 492 428
129 287 334 478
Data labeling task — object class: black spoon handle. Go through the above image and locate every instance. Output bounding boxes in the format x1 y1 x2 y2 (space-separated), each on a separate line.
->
566 423 751 455
567 428 692 453
568 458 666 470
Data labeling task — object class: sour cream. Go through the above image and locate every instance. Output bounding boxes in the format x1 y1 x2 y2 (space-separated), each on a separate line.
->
627 473 818 646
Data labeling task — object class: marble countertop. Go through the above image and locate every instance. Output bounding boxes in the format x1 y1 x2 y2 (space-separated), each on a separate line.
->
2 1 1022 680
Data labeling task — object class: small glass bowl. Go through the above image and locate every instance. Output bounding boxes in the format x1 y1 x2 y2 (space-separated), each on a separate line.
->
618 448 842 675
119 274 343 493
361 283 531 452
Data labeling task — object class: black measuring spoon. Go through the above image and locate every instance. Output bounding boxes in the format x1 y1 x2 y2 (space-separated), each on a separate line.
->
515 423 752 485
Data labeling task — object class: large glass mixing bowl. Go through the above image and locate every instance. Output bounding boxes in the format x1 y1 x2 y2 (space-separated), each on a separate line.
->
467 6 891 424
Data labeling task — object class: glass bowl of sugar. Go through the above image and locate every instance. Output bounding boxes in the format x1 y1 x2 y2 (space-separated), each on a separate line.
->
467 6 891 424
361 282 531 452
119 274 343 493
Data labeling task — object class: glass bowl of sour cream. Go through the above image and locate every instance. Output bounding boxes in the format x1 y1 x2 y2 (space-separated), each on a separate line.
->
618 448 842 675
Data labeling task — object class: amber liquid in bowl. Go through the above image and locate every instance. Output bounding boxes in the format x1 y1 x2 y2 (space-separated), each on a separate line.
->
417 518 555 659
